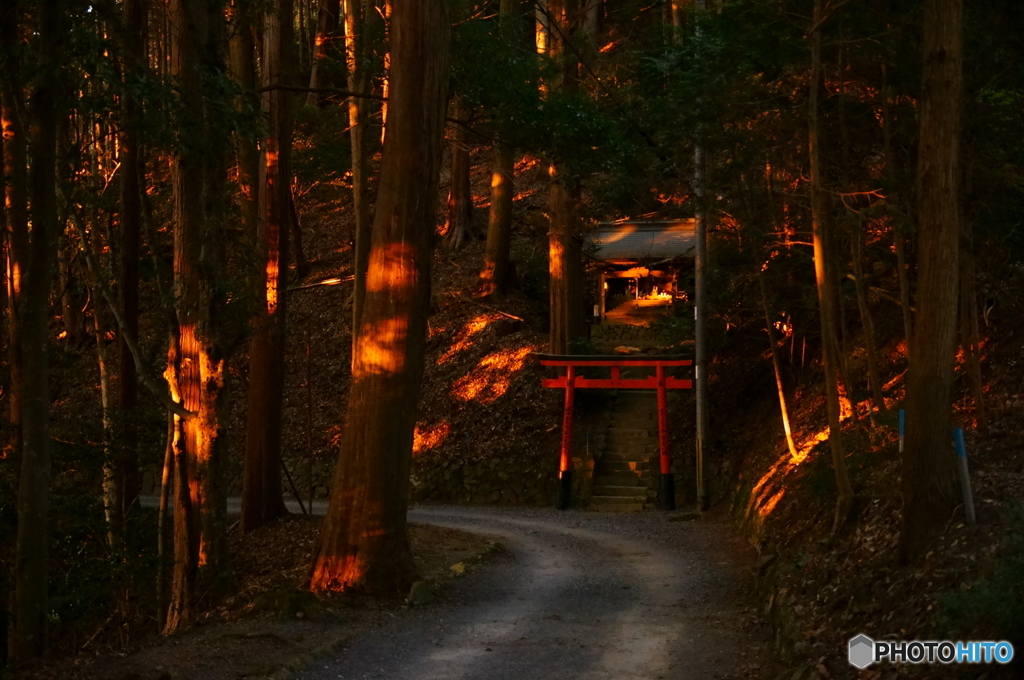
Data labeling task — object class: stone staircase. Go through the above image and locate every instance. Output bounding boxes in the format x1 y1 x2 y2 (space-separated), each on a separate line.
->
587 391 659 512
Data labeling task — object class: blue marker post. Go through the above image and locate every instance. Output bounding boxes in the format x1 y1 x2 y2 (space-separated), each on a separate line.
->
953 427 977 527
898 409 905 454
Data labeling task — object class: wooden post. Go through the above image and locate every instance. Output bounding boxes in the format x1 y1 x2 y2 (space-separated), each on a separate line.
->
657 364 675 510
557 365 575 509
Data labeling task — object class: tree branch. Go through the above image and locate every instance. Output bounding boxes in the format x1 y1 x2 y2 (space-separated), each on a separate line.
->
69 211 194 420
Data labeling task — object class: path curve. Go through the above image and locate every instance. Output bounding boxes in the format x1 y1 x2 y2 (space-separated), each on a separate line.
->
295 506 771 680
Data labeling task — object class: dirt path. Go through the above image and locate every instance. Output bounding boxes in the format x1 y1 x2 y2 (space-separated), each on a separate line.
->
295 506 773 680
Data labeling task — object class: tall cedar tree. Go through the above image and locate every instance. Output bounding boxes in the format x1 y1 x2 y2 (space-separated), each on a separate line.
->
242 0 293 532
547 0 584 355
9 0 62 661
164 0 230 633
310 0 450 594
899 0 964 563
808 0 854 535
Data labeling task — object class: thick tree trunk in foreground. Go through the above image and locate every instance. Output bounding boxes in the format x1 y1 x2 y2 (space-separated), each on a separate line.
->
165 0 228 633
443 98 474 250
243 0 293 533
310 0 449 595
809 0 853 536
899 0 963 564
901 0 962 561
11 0 61 661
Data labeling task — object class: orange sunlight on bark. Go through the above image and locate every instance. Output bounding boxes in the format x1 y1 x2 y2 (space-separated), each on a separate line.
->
310 554 365 591
452 346 533 404
437 313 499 364
413 421 450 456
354 317 408 376
265 259 279 315
365 242 418 293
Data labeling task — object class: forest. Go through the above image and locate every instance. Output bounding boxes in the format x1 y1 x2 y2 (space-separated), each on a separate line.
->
2 0 1024 677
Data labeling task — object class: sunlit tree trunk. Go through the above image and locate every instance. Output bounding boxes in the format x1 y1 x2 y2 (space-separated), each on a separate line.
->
348 0 373 336
310 0 449 595
758 269 798 459
243 0 293 533
479 0 525 297
547 0 583 355
11 0 61 661
899 0 963 564
165 0 229 633
228 0 259 240
809 0 853 536
443 97 474 250
851 233 885 412
307 0 340 106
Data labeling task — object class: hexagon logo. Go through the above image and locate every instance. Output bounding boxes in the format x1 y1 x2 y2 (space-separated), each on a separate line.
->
848 634 875 669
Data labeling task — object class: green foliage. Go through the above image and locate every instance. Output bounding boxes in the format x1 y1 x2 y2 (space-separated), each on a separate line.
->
512 243 549 308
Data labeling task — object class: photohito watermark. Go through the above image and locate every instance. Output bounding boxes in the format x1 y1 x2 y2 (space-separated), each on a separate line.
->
848 634 1015 669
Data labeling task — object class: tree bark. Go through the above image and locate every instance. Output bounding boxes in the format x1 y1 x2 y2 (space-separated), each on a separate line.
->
480 142 514 296
546 0 582 355
228 0 260 240
851 232 886 412
243 0 293 533
899 0 963 564
117 0 149 532
443 98 474 250
164 0 229 633
307 0 340 106
310 0 449 595
809 0 853 536
11 0 61 661
758 269 798 459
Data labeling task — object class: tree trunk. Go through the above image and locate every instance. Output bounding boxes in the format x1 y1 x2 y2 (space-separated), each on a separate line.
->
348 0 373 337
309 0 449 595
809 0 853 536
758 269 798 459
243 0 293 533
898 0 963 564
164 0 229 633
443 98 474 250
480 142 514 296
546 0 582 355
229 1 260 240
117 0 148 531
11 0 61 660
851 232 886 412
307 0 340 106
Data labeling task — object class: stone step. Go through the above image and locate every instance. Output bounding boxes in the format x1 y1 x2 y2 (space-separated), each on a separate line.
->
594 473 641 486
606 427 652 438
603 446 657 459
606 437 658 449
587 499 645 513
593 485 647 498
596 460 650 472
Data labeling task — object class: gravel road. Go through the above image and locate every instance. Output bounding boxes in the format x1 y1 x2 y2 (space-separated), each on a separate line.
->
295 505 773 680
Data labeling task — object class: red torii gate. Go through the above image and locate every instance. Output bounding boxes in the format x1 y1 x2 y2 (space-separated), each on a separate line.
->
536 354 693 510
